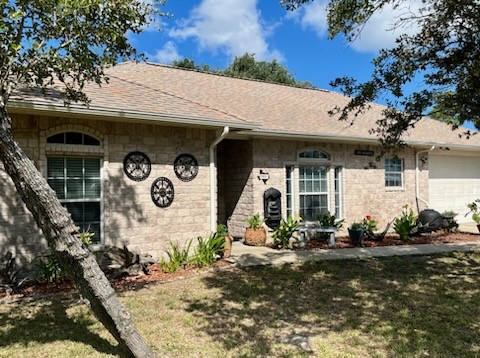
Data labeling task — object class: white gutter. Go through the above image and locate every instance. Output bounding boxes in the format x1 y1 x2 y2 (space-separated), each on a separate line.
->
416 145 435 211
236 129 480 151
8 100 258 130
209 126 229 232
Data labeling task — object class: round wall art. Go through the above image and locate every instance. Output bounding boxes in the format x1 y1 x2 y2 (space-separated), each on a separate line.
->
151 177 175 208
123 151 151 181
173 153 198 182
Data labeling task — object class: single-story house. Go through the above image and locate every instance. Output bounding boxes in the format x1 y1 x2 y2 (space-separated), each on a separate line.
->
2 61 480 264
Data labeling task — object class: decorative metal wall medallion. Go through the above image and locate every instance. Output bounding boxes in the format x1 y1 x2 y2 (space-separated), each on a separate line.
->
123 151 151 181
151 177 175 208
174 153 198 182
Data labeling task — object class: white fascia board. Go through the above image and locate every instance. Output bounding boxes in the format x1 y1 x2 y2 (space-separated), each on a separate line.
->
8 100 259 130
236 129 480 151
236 129 381 145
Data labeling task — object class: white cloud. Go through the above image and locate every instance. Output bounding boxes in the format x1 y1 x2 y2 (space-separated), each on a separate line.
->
153 41 181 64
168 0 282 61
286 1 328 37
289 0 422 53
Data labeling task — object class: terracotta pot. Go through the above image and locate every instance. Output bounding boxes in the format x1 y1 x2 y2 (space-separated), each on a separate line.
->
243 227 267 246
224 235 233 258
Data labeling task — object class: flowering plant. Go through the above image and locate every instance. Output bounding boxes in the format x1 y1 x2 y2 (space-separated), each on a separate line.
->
272 215 302 249
362 215 378 233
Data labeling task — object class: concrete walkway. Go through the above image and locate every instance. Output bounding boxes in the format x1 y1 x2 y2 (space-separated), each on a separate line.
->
228 223 480 267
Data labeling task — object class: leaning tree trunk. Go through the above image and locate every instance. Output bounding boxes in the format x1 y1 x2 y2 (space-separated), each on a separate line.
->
0 109 156 358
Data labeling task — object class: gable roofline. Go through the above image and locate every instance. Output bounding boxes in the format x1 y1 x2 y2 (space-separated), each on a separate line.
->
7 100 259 130
125 60 324 92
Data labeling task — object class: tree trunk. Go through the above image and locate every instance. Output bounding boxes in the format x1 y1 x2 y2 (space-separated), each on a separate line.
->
0 109 156 358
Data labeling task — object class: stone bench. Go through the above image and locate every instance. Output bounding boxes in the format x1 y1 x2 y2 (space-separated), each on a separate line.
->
297 226 337 248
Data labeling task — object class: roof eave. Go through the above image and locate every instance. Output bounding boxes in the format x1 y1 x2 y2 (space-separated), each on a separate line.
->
236 129 480 152
7 100 260 131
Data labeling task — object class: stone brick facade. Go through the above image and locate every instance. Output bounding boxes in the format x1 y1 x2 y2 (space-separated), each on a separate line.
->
2 115 431 264
222 138 429 237
1 114 215 264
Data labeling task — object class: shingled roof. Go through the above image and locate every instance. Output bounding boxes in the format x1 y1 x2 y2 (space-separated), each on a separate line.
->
9 61 480 149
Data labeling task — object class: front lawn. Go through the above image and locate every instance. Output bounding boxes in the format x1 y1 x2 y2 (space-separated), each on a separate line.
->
2 251 480 357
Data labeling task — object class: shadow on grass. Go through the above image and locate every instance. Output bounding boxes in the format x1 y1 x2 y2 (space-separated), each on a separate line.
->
186 252 480 356
0 296 121 355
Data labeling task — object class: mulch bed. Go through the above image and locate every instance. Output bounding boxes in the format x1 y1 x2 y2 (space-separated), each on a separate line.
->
304 230 480 250
1 260 232 302
3 231 479 301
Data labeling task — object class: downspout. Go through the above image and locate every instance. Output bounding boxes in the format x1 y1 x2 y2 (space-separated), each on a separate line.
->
209 126 230 232
416 145 435 212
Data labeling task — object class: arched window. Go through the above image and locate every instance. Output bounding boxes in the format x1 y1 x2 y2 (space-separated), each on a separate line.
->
47 132 100 146
298 149 329 160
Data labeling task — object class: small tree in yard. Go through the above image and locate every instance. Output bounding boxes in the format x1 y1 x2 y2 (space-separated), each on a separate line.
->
0 1 167 357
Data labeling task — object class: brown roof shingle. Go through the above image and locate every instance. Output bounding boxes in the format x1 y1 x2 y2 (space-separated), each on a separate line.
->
9 61 480 148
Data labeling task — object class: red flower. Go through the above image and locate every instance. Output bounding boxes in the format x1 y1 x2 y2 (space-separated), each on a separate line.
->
365 215 372 221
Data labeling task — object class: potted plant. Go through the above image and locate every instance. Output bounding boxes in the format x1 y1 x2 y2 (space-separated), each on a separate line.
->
466 200 480 232
243 213 267 246
348 222 366 246
216 224 233 258
441 210 459 233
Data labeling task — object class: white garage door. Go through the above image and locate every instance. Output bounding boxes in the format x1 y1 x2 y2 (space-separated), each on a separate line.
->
429 153 480 223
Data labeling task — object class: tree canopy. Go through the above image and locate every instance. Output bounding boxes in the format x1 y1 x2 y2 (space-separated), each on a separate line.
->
1 1 166 356
1 0 161 106
281 0 480 146
173 53 313 88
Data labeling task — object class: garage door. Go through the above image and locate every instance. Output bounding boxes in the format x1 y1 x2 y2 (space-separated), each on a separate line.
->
429 153 480 222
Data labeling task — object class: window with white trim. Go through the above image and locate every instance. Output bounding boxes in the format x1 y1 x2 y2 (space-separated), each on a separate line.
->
299 165 328 221
334 167 342 219
286 165 294 218
285 149 342 222
385 158 403 187
46 131 102 244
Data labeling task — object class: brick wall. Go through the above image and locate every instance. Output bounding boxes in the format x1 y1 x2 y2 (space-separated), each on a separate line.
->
217 139 254 238
1 114 215 264
249 139 425 235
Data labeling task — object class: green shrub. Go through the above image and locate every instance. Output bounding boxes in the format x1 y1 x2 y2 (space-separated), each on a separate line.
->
160 240 192 273
317 211 344 229
361 215 378 233
216 224 229 238
246 213 265 229
349 222 364 230
466 200 480 224
32 251 66 284
191 233 225 267
272 216 301 249
442 210 459 232
394 206 417 240
79 230 94 246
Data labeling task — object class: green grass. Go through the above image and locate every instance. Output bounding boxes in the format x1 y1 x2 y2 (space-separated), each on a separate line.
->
2 251 480 357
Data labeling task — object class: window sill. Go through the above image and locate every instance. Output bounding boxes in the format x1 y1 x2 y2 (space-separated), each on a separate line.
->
385 187 405 192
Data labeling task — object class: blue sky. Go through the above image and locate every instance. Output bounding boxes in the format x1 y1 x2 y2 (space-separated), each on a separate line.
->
129 0 422 90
